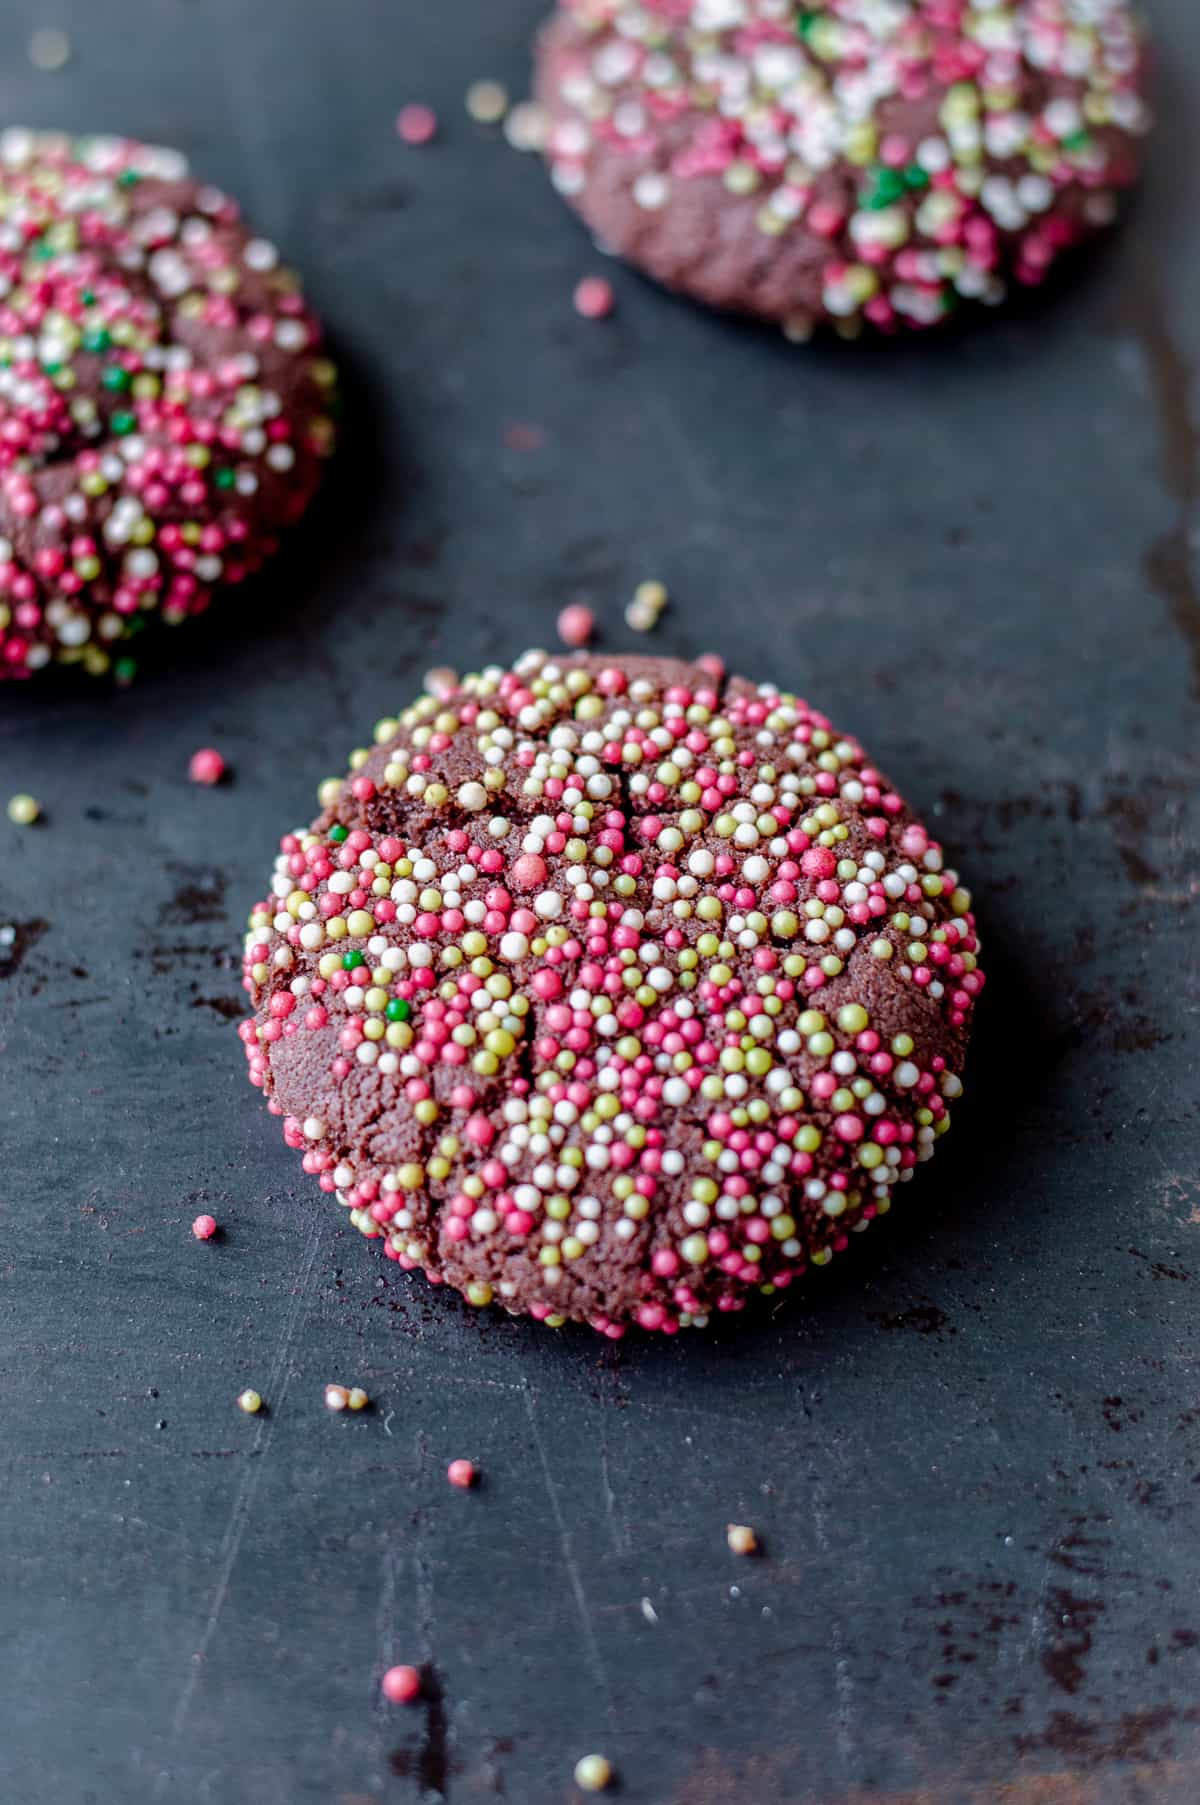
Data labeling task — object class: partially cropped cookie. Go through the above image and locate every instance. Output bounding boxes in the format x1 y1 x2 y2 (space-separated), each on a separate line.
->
0 130 335 680
534 0 1150 336
240 652 984 1336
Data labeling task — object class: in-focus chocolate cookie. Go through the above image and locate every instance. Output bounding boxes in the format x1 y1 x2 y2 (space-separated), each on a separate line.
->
240 652 984 1336
0 130 335 680
534 0 1150 337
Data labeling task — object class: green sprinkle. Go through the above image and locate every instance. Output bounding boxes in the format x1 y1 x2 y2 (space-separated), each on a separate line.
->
111 410 135 435
860 165 906 210
114 657 138 683
329 823 349 843
903 164 929 190
214 467 236 490
342 950 365 970
1063 129 1091 153
83 327 111 354
101 365 130 392
385 998 411 1023
117 169 140 187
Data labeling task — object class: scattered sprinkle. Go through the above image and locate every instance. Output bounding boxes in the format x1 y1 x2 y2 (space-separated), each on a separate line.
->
466 79 509 125
237 1389 263 1415
503 100 550 153
726 1523 758 1556
188 747 227 787
640 1597 660 1625
624 579 668 633
7 793 40 826
28 27 71 71
574 1754 614 1792
447 1458 477 1489
503 421 546 452
325 1384 368 1412
397 104 439 146
191 1214 218 1241
574 276 615 320
381 1664 422 1704
557 603 595 649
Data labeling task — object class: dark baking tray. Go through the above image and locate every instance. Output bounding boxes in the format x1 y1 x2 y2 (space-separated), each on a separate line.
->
2 3 1198 1801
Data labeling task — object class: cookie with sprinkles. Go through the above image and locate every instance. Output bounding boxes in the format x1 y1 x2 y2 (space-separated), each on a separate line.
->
0 129 335 680
240 652 984 1336
533 0 1150 336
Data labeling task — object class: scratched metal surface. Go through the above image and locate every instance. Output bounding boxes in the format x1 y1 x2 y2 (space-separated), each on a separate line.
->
1 2 1198 1802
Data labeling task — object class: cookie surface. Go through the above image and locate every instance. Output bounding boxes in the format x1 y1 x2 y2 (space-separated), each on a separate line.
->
0 130 335 680
241 651 984 1335
535 0 1150 336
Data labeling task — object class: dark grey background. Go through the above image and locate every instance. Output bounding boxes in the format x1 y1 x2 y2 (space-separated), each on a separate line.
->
1 3 1198 1802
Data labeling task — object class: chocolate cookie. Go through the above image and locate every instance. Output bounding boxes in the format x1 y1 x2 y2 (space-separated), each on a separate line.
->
240 652 984 1335
0 130 335 680
534 0 1150 336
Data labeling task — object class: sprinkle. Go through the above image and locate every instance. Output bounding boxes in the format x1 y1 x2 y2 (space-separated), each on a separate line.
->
504 101 550 153
447 1458 477 1489
381 1665 422 1704
7 794 40 826
726 1523 759 1556
466 79 509 125
237 1389 263 1415
574 276 615 320
424 666 459 700
625 579 668 632
557 603 595 648
397 104 439 146
324 1384 350 1411
188 748 227 786
191 1214 218 1241
28 27 71 71
574 1754 614 1792
503 421 546 452
347 1387 369 1411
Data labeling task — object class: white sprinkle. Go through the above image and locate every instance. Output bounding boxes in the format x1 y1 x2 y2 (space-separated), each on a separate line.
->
29 27 70 71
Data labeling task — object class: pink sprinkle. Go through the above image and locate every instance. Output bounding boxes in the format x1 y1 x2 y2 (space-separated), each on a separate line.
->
381 1665 422 1704
188 747 226 786
557 603 594 649
191 1214 218 1241
512 852 548 890
503 421 545 452
397 104 438 146
574 276 615 320
447 1458 477 1489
